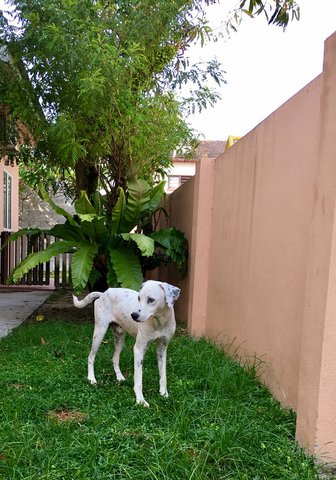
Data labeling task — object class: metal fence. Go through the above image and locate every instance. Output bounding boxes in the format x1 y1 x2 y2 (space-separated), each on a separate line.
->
0 231 72 288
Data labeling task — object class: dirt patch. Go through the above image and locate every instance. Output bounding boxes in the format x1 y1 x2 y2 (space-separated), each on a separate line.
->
29 289 94 323
10 383 32 390
47 408 86 423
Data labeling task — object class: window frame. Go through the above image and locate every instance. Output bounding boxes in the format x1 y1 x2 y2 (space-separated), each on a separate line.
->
167 175 181 190
3 170 12 231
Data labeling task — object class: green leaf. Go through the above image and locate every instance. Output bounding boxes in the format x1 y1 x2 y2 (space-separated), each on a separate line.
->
107 255 118 288
48 223 84 242
74 191 97 215
109 247 143 290
121 233 154 257
147 181 165 213
88 267 103 290
9 240 76 284
71 241 99 293
38 184 77 226
124 178 151 227
80 217 108 243
6 228 43 242
241 8 254 18
150 227 188 278
111 188 127 234
150 227 186 250
91 191 106 217
3 228 44 250
76 213 97 222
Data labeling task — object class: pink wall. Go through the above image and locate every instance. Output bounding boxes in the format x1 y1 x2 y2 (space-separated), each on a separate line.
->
296 32 336 459
166 32 336 462
168 179 194 324
207 73 321 411
0 161 19 232
149 177 195 324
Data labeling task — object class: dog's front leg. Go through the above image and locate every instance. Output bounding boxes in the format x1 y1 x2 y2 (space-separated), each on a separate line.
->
157 338 169 398
133 339 149 407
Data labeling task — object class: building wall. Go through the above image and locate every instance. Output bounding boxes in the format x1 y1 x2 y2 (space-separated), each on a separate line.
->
165 161 196 193
0 161 19 232
165 32 336 462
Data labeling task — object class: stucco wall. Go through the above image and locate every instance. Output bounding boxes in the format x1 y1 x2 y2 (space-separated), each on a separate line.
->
150 178 195 324
166 32 336 462
166 178 195 324
207 74 321 411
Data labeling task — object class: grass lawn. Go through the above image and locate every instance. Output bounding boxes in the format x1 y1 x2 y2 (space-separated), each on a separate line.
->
0 318 322 479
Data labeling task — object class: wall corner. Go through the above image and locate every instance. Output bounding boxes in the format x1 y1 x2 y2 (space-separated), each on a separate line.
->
187 157 216 337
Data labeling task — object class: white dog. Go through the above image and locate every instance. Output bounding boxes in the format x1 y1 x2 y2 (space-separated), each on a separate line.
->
73 280 180 407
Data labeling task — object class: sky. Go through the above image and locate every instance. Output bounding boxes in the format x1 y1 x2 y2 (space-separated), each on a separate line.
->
188 0 336 140
1 0 335 142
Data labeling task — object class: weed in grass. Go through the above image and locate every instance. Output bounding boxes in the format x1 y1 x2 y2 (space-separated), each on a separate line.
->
0 320 324 479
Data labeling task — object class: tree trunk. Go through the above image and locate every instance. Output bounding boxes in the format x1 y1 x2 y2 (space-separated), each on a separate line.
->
75 159 99 198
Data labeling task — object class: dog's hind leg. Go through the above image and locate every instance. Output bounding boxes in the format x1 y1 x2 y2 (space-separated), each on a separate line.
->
88 320 109 385
156 338 169 398
111 324 126 382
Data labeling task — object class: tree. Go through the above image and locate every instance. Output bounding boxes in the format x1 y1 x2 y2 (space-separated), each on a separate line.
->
239 0 300 29
0 0 299 207
0 0 222 205
1 0 299 292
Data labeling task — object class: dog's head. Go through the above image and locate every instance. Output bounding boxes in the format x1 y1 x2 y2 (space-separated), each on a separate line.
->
131 280 180 323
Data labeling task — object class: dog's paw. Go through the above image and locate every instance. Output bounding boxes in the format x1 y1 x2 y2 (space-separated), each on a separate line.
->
88 377 98 386
116 373 126 382
136 398 149 408
160 390 169 398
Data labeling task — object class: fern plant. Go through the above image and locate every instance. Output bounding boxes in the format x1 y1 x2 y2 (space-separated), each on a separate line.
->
7 178 188 293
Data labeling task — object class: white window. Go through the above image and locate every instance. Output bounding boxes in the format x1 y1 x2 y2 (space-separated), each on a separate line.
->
3 171 12 230
167 176 180 189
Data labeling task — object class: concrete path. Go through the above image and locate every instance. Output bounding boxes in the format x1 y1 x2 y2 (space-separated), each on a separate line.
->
0 291 51 338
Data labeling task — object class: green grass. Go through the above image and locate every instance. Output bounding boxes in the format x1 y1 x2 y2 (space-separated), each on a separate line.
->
0 319 321 480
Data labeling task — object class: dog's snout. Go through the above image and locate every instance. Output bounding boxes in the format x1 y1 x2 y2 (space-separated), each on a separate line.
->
131 312 140 322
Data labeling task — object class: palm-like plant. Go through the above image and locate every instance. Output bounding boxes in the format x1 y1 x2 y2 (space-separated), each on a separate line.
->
8 178 188 293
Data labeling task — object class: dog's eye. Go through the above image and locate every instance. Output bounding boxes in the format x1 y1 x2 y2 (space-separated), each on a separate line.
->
147 297 155 304
138 296 140 302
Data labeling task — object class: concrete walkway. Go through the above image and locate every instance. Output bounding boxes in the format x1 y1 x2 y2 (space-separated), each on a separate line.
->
0 290 51 338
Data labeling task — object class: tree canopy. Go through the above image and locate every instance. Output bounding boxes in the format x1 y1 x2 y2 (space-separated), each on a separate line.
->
0 0 300 205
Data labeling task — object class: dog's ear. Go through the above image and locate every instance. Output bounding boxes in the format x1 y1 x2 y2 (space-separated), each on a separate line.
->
160 282 181 308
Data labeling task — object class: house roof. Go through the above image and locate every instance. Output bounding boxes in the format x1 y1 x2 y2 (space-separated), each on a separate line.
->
193 140 227 159
174 140 227 162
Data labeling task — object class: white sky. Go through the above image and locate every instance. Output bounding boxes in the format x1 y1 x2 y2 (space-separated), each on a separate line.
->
1 0 335 142
188 0 336 140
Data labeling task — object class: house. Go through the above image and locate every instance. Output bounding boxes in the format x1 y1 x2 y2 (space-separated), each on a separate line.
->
0 47 19 233
166 140 227 193
0 105 19 233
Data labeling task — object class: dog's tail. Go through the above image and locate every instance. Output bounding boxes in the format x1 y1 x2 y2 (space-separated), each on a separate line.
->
73 291 103 309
